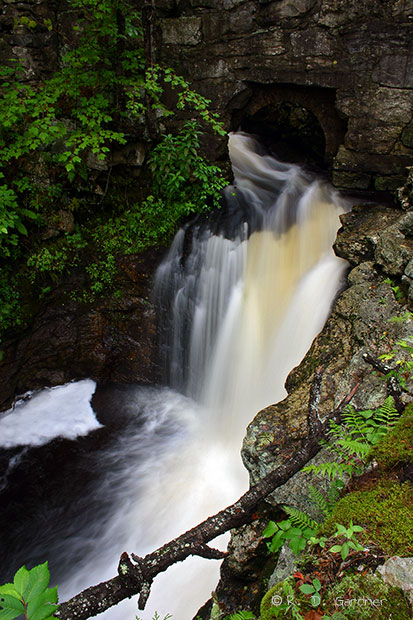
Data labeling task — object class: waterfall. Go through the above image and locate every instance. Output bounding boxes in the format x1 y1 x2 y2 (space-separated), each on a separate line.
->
0 133 348 620
155 132 347 444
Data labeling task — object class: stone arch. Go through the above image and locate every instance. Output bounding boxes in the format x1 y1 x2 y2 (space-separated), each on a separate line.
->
231 83 347 170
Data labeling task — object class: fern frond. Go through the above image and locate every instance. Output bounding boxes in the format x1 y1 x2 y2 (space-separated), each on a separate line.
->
342 405 371 436
327 421 345 440
303 461 353 481
283 505 319 530
225 611 255 620
308 485 330 517
335 438 371 458
373 396 398 427
326 479 343 510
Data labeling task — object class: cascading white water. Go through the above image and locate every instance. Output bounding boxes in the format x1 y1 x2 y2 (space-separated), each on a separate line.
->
155 133 347 444
0 133 348 620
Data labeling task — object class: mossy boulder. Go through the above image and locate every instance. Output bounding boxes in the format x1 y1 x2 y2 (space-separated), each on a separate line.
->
371 405 413 470
323 572 411 619
322 479 413 556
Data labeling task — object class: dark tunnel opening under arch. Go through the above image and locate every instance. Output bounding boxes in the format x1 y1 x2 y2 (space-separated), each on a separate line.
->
230 83 348 175
240 102 326 170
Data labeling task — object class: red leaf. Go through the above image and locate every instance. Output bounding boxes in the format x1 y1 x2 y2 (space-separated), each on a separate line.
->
293 572 304 580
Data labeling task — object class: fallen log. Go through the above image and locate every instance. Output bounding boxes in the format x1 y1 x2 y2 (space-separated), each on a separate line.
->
56 376 359 620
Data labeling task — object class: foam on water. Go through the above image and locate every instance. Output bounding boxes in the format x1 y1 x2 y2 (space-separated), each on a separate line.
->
0 379 99 448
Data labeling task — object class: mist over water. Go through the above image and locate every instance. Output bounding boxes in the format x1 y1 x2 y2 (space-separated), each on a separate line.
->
0 133 348 619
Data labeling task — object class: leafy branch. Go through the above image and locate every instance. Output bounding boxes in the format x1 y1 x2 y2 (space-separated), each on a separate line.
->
0 563 58 620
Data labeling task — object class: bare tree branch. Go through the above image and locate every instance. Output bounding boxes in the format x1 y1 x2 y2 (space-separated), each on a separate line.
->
56 377 359 620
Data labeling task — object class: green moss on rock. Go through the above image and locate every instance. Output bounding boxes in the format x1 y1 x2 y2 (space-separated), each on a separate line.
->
322 479 413 556
324 572 411 620
371 406 413 470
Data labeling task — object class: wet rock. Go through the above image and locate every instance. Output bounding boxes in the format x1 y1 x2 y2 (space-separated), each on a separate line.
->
160 17 202 46
375 224 412 276
268 544 296 589
333 205 400 265
0 249 164 411
377 556 413 604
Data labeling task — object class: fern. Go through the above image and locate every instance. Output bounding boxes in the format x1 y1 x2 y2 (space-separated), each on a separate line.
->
283 505 319 530
334 438 371 458
303 461 354 481
308 485 329 516
342 405 371 437
224 612 255 620
308 482 343 518
373 396 399 426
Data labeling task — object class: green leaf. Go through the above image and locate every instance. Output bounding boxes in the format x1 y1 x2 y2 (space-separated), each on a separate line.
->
0 594 24 620
262 521 277 538
313 578 321 591
285 527 302 538
13 566 30 597
24 563 52 602
278 520 291 531
0 608 22 620
341 542 350 560
289 536 306 555
27 588 58 620
0 594 24 612
299 584 315 595
329 545 342 553
0 587 18 599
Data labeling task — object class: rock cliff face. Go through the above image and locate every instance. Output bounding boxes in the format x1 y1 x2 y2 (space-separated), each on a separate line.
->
0 249 163 411
155 0 413 190
1 1 412 189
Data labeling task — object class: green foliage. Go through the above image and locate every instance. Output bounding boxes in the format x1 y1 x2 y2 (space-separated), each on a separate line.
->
136 613 172 620
150 120 226 216
0 0 227 334
308 482 342 518
0 562 58 620
327 522 365 560
323 572 411 620
299 577 322 607
222 611 255 620
282 506 319 531
260 579 303 620
263 507 318 556
304 396 400 486
383 277 404 303
379 336 413 390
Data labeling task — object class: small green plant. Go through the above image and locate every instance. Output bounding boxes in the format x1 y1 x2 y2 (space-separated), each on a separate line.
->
299 577 322 607
268 580 302 620
383 277 404 302
327 522 365 560
304 396 400 485
0 562 58 620
263 507 318 555
379 338 413 390
308 481 343 517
